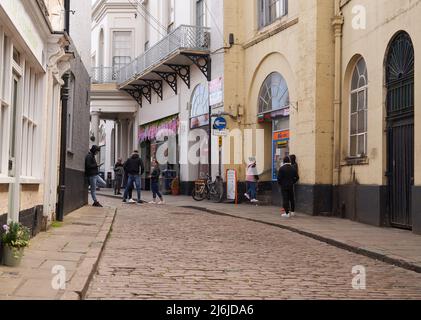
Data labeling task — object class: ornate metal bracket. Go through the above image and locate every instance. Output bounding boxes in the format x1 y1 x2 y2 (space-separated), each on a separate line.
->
183 53 211 81
123 89 142 108
143 80 163 100
132 85 152 104
153 71 178 95
165 64 190 89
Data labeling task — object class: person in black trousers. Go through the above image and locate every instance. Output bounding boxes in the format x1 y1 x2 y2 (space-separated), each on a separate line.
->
277 156 299 218
113 158 124 195
149 159 164 204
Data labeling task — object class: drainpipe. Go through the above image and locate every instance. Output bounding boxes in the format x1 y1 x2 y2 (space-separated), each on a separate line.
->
56 0 71 222
332 0 344 214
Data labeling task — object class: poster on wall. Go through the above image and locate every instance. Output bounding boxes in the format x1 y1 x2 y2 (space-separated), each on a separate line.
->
209 77 224 107
226 169 238 203
272 130 290 181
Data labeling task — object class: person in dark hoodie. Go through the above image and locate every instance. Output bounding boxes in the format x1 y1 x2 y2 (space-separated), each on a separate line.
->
85 145 106 207
277 156 299 218
148 159 164 205
123 151 144 204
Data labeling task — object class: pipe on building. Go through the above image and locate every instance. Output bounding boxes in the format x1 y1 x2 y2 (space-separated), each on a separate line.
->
332 0 344 212
56 0 71 222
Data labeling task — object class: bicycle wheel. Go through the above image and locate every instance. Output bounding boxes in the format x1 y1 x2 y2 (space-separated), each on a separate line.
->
192 186 206 201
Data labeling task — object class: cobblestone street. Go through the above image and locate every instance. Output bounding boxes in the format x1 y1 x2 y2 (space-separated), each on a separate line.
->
86 197 421 300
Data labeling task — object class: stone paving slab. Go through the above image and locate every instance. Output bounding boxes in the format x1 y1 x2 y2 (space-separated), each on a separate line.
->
97 189 421 273
0 206 116 300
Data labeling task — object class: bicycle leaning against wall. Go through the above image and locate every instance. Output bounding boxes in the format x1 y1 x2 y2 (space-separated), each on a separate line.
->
192 174 224 203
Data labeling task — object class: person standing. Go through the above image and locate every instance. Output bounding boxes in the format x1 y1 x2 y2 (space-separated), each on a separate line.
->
123 151 144 204
277 156 299 218
85 145 106 207
289 154 299 214
290 154 299 176
244 157 259 203
113 158 124 195
149 159 164 205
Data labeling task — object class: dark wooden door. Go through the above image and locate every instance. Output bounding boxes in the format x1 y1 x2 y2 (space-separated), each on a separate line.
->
386 32 415 229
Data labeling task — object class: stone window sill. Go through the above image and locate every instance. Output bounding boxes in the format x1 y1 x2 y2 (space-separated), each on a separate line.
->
0 176 14 184
341 156 369 166
20 177 42 185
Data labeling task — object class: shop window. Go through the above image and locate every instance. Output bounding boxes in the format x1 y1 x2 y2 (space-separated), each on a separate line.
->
258 72 290 115
258 0 288 29
349 58 368 158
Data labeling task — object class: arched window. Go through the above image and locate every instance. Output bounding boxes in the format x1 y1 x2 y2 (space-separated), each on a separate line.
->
258 72 290 114
190 83 209 118
350 57 368 157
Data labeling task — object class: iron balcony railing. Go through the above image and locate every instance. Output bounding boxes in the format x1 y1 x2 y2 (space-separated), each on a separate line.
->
118 25 211 85
91 67 120 84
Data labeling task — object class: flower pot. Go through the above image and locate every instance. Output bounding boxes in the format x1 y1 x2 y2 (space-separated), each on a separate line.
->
2 245 24 267
171 188 180 196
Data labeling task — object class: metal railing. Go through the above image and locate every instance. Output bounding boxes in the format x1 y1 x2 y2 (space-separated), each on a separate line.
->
118 25 211 85
91 67 120 84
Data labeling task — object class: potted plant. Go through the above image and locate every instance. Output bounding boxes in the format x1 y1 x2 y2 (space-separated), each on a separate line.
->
1 222 30 267
171 177 180 196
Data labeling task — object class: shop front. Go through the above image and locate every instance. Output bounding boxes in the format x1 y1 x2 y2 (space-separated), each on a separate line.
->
257 72 291 184
138 115 179 192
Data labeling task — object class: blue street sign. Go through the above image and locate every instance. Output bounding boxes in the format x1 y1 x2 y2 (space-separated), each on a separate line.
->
213 117 227 130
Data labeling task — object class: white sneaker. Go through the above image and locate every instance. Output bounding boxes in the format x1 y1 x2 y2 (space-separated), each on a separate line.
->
244 193 250 200
290 212 295 217
128 199 136 204
157 201 164 205
149 201 157 204
251 199 259 203
281 213 290 218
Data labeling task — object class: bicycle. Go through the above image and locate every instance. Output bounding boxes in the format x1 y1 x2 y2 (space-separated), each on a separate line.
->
192 175 224 203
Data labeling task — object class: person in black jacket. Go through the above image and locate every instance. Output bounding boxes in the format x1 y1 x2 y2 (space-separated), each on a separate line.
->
85 145 106 207
149 159 164 204
123 151 145 204
277 156 299 218
113 158 124 195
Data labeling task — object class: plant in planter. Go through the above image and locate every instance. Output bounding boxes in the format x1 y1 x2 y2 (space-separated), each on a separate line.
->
1 222 30 267
171 177 180 196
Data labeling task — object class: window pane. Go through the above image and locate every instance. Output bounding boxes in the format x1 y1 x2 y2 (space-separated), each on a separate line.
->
351 92 357 113
357 90 365 110
350 113 357 135
358 110 366 134
358 134 366 156
350 136 357 157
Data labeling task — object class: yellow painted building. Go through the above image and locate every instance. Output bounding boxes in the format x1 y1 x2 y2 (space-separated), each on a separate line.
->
221 0 421 234
223 0 336 215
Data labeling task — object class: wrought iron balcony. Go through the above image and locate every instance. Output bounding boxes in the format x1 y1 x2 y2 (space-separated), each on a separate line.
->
91 67 119 84
118 25 210 85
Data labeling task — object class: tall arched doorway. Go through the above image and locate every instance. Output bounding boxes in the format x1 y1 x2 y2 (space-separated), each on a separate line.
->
386 31 415 229
258 72 290 181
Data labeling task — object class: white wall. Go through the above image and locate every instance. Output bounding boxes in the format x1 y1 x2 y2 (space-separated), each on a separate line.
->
70 0 92 71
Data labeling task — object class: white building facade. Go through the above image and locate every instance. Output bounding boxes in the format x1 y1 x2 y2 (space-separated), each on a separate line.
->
91 0 225 194
0 0 91 236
